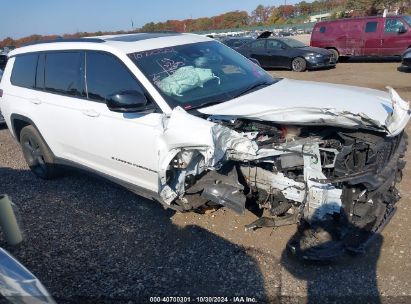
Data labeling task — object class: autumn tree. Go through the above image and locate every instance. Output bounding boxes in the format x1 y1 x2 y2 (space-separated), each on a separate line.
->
250 5 272 24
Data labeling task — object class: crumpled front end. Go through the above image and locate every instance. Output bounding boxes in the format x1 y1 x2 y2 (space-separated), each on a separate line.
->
157 90 409 260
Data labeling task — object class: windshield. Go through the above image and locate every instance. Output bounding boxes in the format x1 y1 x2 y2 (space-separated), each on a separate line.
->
281 38 307 48
128 41 279 110
403 16 411 26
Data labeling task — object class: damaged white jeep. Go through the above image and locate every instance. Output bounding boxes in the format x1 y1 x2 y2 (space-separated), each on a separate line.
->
1 33 409 259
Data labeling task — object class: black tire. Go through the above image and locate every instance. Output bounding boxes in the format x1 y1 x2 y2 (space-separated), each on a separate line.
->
20 125 60 179
291 57 307 72
327 49 339 62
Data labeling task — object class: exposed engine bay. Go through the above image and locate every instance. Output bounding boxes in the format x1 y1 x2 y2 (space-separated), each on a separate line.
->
157 107 407 260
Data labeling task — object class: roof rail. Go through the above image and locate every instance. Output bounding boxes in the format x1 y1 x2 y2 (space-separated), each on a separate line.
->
22 38 105 47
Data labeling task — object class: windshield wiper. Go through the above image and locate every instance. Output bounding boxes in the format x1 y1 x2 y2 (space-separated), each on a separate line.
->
232 81 272 99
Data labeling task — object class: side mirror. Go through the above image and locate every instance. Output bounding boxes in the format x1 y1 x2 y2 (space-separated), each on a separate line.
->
398 26 407 34
106 90 148 113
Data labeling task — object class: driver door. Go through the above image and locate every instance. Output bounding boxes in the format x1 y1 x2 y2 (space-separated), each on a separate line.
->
380 18 409 56
78 51 161 193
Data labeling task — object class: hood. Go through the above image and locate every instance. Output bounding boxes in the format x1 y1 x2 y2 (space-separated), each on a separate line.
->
199 79 410 136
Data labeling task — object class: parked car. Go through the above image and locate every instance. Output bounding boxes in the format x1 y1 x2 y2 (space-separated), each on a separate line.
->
0 34 409 259
402 47 411 67
221 37 255 50
278 31 292 37
311 15 411 60
0 247 55 303
237 37 337 71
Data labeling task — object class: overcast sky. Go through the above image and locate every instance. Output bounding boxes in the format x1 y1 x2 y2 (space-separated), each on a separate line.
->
1 0 305 40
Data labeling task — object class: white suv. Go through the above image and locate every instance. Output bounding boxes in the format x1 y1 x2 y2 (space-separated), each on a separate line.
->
0 33 409 259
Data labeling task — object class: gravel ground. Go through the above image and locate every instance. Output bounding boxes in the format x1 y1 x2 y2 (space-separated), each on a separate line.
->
0 60 411 303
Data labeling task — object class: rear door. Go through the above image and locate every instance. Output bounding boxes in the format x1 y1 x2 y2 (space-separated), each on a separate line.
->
362 19 382 56
29 51 88 160
380 18 410 56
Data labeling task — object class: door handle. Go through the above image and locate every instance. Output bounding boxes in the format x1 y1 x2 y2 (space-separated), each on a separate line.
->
29 98 42 105
82 109 100 117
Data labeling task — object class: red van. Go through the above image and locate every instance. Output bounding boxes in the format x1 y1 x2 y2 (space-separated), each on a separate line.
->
311 15 411 59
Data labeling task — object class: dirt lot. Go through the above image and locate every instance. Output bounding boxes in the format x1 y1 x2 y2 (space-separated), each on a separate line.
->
0 60 410 303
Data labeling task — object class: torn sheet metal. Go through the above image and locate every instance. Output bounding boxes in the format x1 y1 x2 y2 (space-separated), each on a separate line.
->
239 165 306 203
385 86 411 136
158 107 257 204
303 143 342 221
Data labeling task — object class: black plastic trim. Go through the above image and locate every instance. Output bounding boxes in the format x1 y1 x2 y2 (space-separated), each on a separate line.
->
22 38 105 47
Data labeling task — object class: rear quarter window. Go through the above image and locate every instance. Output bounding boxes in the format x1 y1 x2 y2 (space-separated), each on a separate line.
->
10 54 38 88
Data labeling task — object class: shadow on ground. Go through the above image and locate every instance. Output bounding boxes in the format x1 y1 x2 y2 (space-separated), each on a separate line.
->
0 167 274 303
397 66 411 73
340 56 401 63
281 204 384 304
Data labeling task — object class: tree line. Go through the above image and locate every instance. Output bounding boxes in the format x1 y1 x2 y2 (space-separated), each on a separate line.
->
1 0 411 48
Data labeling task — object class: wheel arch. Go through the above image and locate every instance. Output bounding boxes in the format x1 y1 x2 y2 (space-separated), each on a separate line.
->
10 114 55 157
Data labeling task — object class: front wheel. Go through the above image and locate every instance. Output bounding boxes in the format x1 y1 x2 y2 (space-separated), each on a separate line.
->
291 57 307 72
327 49 339 62
20 125 61 179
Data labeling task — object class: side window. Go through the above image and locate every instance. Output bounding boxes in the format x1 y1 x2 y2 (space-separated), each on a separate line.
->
266 40 283 50
365 21 378 33
251 40 266 50
233 41 243 48
44 52 83 96
319 26 326 33
385 18 405 33
11 54 38 88
85 52 145 102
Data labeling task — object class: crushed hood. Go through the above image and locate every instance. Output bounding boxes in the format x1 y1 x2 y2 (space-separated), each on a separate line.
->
199 79 411 136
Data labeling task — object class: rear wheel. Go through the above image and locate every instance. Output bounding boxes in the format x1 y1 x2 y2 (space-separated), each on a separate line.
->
291 57 307 72
20 125 60 179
